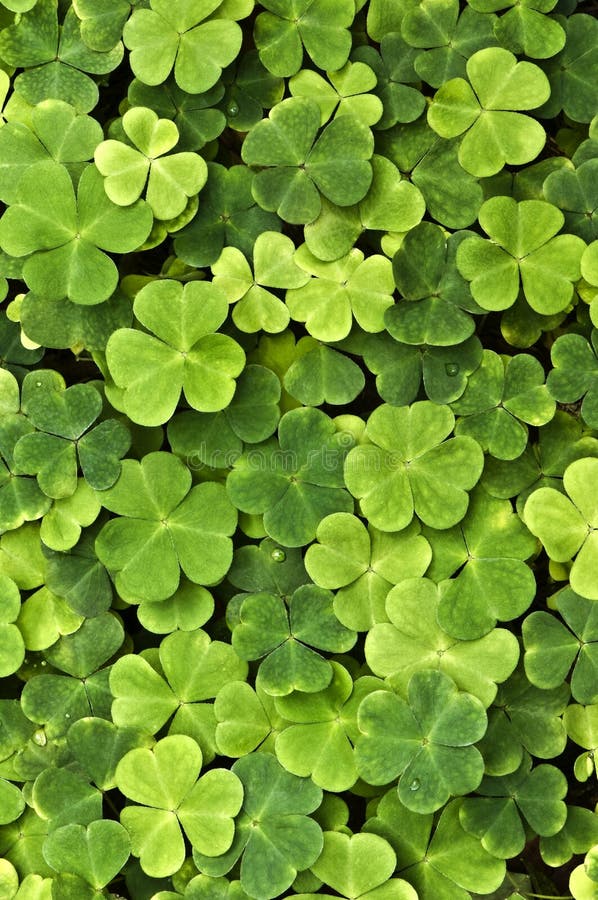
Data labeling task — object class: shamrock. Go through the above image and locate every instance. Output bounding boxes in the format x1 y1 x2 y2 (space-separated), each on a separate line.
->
365 577 519 707
123 0 244 94
230 585 356 696
355 670 487 814
304 513 432 631
253 0 355 77
241 97 374 225
95 451 238 602
428 47 550 176
105 279 246 426
94 106 207 220
192 752 323 900
343 401 484 532
0 161 153 305
523 588 598 704
456 196 586 314
0 0 123 112
285 244 394 341
115 735 244 877
226 406 355 547
524 457 598 600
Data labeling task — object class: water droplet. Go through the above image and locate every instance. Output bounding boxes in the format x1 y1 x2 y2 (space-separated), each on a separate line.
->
40 660 46 666
409 778 420 791
65 713 70 719
226 102 239 118
271 548 286 563
33 729 47 747
35 381 41 387
445 363 459 377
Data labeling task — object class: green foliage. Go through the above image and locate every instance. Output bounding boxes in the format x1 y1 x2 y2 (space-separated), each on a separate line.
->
0 2 597 899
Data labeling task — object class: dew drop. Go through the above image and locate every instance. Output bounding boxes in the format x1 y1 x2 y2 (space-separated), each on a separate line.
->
35 381 42 387
227 102 239 118
445 363 459 377
40 660 47 666
65 713 70 719
409 778 420 791
33 729 47 747
271 548 286 563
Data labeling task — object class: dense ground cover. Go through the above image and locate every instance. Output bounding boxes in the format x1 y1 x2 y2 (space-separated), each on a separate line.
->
0 0 597 898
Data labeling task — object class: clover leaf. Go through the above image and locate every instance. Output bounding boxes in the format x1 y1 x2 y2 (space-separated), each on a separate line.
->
123 0 243 94
110 627 247 758
241 97 374 225
546 330 598 428
344 401 484 532
450 349 556 459
66 717 153 791
0 100 103 205
402 0 499 88
459 753 567 859
0 372 51 533
115 734 243 877
285 244 394 341
536 14 598 123
168 364 281 468
387 222 481 347
540 805 598 868
355 670 487 814
214 679 286 758
13 379 130 497
456 196 586 314
427 47 550 176
363 331 484 407
43 525 113 618
128 77 226 152
365 576 519 707
231 585 356 696
364 793 506 898
304 513 431 631
524 457 598 600
254 0 355 77
424 485 537 639
304 155 425 263
95 452 237 601
310 832 416 900
94 107 207 220
482 667 569 767
17 289 133 355
523 588 598 704
43 820 131 889
174 163 281 268
269 662 358 792
221 49 285 133
377 116 483 229
212 231 309 334
352 37 426 130
193 752 323 900
105 279 245 426
283 340 365 407
226 406 354 547
72 0 135 52
469 0 564 59
227 535 308 598
482 410 598 513
0 161 153 305
543 158 598 243
289 61 383 128
17 585 82 652
0 0 124 112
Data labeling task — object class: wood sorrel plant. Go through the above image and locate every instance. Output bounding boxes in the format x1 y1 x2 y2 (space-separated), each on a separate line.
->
0 1 597 898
